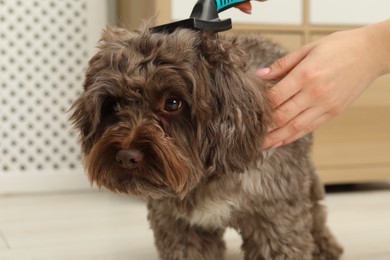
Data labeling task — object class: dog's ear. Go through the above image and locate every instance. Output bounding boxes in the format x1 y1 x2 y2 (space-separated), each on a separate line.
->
197 33 273 175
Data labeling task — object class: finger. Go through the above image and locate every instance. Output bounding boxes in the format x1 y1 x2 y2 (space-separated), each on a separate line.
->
236 1 268 14
267 73 302 109
262 107 327 149
236 2 252 14
269 87 313 130
257 44 313 80
281 113 332 146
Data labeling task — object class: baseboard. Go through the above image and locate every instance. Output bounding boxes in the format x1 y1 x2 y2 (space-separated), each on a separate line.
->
0 169 92 195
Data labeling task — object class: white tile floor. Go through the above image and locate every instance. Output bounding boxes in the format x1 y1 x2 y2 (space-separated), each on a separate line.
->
0 183 390 260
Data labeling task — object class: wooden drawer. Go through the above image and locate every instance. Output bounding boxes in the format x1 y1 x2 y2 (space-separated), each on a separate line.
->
313 76 390 184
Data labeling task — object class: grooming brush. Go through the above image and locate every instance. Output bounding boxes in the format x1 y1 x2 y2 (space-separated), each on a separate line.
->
151 0 253 33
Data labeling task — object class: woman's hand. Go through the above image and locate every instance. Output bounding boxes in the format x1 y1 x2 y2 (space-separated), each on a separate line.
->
236 0 267 14
260 20 390 148
236 2 390 149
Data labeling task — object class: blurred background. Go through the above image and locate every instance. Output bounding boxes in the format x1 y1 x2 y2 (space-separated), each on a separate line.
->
0 0 389 259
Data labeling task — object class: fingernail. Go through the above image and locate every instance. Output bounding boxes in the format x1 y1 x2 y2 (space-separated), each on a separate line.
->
272 141 283 148
241 8 252 14
257 67 271 77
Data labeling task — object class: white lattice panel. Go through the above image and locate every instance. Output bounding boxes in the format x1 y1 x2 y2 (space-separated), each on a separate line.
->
0 0 111 193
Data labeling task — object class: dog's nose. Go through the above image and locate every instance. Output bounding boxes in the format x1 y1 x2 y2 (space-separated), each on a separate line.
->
116 149 144 169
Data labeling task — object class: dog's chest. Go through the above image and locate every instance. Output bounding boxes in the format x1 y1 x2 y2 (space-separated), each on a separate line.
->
187 197 238 228
179 178 245 229
183 167 270 228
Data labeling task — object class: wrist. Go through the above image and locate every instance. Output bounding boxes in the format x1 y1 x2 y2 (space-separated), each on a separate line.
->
363 19 390 76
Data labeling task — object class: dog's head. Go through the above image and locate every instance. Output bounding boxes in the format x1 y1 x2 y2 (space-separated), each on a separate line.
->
70 26 272 199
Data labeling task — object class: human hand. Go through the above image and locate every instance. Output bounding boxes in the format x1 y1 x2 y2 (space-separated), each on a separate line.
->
260 23 390 149
236 0 267 14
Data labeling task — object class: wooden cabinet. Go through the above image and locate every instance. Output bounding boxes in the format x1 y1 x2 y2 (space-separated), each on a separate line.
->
118 0 390 184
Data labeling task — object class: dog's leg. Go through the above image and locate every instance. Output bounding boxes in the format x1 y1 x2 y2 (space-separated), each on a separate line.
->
147 200 226 260
311 203 343 260
236 202 315 260
310 174 343 260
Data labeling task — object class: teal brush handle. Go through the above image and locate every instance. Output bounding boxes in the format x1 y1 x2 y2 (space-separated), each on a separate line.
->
190 0 252 21
216 0 251 12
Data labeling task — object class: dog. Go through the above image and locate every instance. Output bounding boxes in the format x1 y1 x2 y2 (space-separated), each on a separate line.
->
70 24 343 260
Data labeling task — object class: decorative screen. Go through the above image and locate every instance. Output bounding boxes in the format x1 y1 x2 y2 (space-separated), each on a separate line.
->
0 0 89 177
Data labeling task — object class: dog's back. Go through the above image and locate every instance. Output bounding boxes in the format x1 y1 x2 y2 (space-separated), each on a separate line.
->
234 33 288 69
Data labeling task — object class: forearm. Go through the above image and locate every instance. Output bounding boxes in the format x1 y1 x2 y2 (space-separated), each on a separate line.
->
361 19 390 77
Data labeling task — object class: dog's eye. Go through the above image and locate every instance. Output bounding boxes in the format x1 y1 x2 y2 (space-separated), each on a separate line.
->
112 103 120 113
101 98 120 118
164 98 182 112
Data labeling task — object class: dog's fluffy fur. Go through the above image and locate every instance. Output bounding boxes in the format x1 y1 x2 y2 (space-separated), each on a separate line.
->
70 25 343 259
